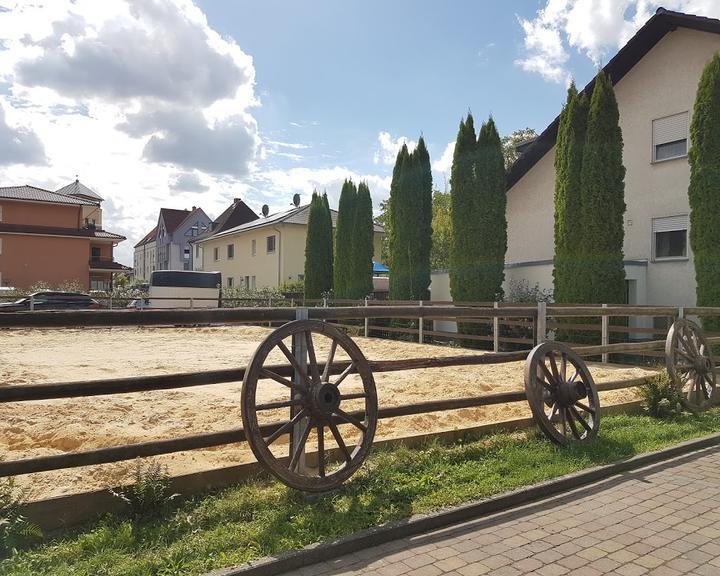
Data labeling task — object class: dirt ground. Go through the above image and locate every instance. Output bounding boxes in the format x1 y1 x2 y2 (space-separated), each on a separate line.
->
0 326 657 499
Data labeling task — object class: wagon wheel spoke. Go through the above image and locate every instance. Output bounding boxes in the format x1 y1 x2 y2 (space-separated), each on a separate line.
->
568 369 579 384
259 368 307 394
322 340 338 383
538 361 556 390
570 406 592 434
574 401 595 415
305 330 322 385
560 353 567 381
334 362 357 387
548 402 559 422
255 398 302 411
560 407 567 437
340 392 369 400
289 419 313 472
329 421 352 463
548 352 561 383
276 340 313 390
265 408 308 446
317 424 325 478
334 408 367 433
565 408 581 439
675 347 695 362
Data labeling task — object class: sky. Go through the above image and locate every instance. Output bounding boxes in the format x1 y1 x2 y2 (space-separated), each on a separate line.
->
1 0 719 265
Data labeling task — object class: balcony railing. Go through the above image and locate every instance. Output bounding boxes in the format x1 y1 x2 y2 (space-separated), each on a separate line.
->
89 258 129 271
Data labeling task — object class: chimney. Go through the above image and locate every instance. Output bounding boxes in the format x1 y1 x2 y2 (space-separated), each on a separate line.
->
192 206 196 210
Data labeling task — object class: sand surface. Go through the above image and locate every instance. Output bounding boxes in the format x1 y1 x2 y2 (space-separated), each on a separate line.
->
0 326 656 499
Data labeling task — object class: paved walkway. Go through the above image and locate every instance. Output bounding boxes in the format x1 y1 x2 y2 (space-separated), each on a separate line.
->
284 448 720 576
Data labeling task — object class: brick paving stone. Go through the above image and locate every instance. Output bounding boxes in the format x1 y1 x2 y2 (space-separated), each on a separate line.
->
279 449 720 576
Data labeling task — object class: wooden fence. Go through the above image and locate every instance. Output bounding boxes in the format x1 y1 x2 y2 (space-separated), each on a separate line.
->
0 303 708 483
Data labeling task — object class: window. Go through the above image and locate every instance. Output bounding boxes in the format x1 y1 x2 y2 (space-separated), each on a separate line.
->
653 112 688 162
227 277 234 288
195 245 200 258
91 246 101 259
213 247 219 261
251 276 256 289
251 239 256 256
0 204 3 221
183 262 190 270
653 215 688 260
245 275 250 287
227 243 234 259
184 247 190 259
266 235 276 254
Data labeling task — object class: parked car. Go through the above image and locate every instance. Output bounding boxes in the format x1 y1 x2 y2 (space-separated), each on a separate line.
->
0 291 100 312
126 298 150 310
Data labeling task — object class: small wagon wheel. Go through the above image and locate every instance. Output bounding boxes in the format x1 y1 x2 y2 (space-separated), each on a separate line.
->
524 341 600 446
665 318 716 412
241 320 378 492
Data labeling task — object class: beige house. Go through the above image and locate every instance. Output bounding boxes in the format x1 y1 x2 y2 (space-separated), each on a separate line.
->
194 203 384 290
503 8 720 308
133 226 157 282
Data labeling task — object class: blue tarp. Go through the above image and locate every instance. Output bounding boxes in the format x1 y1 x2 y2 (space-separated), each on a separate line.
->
373 261 389 274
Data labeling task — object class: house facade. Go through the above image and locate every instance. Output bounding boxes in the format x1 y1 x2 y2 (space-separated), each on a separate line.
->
133 226 157 282
194 203 384 290
504 9 720 308
0 181 127 290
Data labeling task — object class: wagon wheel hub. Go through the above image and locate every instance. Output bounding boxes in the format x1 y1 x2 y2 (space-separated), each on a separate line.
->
313 383 341 416
556 379 587 407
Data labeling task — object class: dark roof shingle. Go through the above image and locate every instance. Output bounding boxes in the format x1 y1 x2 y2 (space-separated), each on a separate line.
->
0 222 125 240
0 185 92 206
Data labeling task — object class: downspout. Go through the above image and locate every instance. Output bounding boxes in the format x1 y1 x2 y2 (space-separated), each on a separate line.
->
273 226 282 288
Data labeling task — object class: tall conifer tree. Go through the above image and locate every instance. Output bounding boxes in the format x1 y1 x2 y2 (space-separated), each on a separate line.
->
333 179 357 298
475 117 506 301
449 114 479 302
321 192 334 294
578 71 626 304
351 181 375 298
389 145 410 299
553 83 589 303
415 137 433 300
304 192 332 299
689 53 720 329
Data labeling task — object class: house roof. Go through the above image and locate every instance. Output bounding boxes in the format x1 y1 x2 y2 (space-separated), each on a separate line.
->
0 222 125 240
134 226 158 248
0 185 93 206
198 203 384 243
506 8 720 190
55 179 103 203
159 208 193 234
190 198 259 244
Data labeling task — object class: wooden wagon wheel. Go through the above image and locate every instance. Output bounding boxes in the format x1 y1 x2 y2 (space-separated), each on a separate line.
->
665 318 716 412
524 341 600 446
241 320 378 492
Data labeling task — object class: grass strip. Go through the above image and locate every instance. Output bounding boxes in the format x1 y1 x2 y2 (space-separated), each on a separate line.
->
3 410 720 576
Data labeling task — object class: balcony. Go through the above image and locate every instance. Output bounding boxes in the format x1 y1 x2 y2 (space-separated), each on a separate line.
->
89 258 132 272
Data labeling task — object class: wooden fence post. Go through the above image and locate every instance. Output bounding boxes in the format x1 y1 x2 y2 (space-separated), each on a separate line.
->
418 300 424 344
364 298 369 337
493 302 500 352
536 301 547 345
601 303 609 363
291 307 309 473
678 307 684 319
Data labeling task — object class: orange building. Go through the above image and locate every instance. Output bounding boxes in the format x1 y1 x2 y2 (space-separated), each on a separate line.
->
0 181 128 290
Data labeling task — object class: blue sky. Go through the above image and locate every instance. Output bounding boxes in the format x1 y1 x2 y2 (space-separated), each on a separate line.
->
0 0 717 264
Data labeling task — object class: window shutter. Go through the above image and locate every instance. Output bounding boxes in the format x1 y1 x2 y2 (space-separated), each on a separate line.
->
652 215 688 233
652 112 688 146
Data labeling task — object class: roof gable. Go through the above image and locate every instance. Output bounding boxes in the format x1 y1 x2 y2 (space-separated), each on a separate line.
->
506 8 720 190
0 185 92 206
55 179 103 203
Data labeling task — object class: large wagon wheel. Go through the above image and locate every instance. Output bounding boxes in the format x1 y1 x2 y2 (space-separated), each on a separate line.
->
665 318 716 412
241 320 378 492
524 342 600 446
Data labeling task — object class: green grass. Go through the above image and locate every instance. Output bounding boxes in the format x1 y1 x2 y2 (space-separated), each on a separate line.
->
3 410 720 576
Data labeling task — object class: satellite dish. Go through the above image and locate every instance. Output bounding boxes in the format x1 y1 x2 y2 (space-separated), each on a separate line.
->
261 204 269 217
292 193 301 207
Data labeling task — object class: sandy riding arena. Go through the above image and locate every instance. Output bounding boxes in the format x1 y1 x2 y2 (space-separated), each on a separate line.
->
0 326 656 499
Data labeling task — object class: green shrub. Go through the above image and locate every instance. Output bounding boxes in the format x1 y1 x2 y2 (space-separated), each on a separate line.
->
110 461 178 519
639 373 683 418
0 478 42 557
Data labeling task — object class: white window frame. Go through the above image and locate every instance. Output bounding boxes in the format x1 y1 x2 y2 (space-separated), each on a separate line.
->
266 235 276 254
652 215 689 262
251 239 256 257
213 246 219 261
652 112 689 163
227 243 234 259
227 276 234 288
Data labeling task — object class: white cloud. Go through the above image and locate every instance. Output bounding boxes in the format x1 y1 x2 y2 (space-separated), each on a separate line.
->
432 141 455 175
516 1 720 83
0 101 46 165
373 131 417 165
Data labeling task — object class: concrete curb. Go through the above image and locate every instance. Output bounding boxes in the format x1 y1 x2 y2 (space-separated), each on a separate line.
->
206 432 720 576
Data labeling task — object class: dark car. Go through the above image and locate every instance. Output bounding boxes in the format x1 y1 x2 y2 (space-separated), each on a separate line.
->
0 291 100 312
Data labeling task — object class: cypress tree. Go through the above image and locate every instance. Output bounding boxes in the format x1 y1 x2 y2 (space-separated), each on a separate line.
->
350 181 375 298
449 114 479 302
389 144 410 299
578 71 626 304
321 192 334 294
689 53 720 329
553 83 589 303
415 137 433 300
334 179 357 298
475 117 507 301
304 193 332 299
